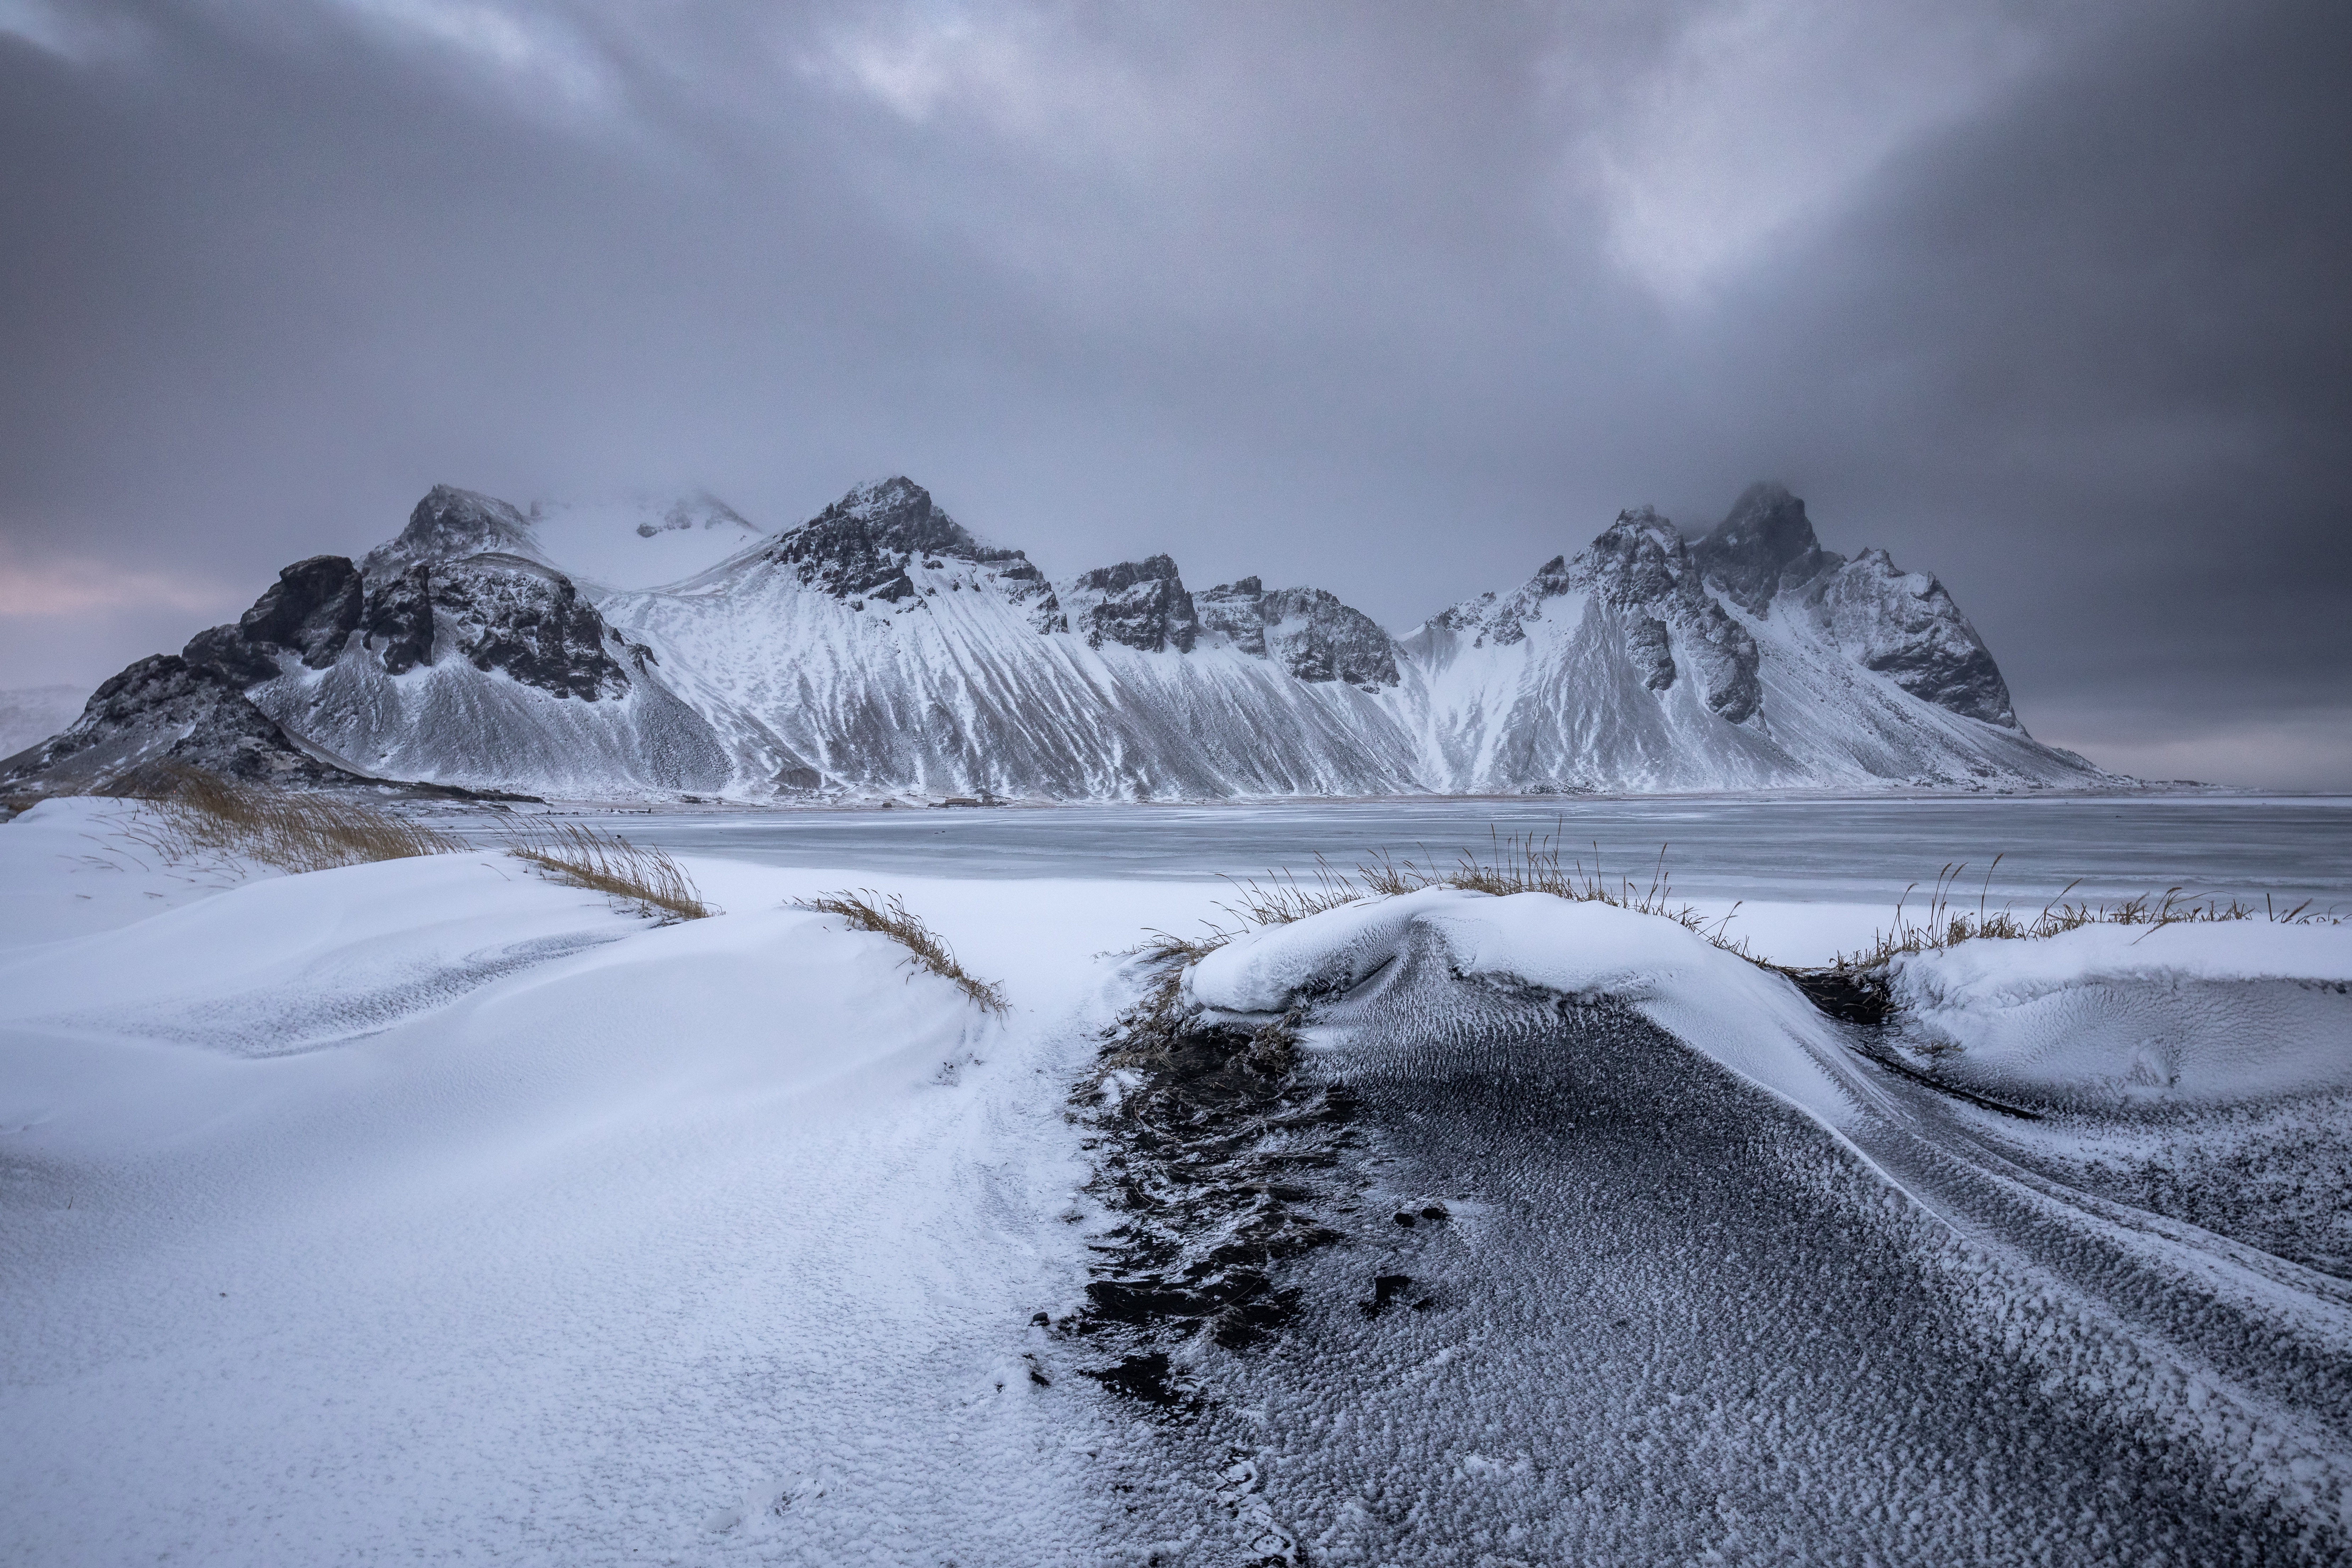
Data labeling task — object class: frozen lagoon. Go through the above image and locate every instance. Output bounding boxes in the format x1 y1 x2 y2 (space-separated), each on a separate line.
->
487 793 2352 969
548 793 2352 907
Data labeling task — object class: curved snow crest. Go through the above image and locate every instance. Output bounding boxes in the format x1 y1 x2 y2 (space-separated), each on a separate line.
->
1890 923 2352 1102
1184 888 1861 1126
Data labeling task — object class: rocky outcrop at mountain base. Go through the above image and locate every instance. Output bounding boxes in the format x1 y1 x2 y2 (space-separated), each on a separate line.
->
0 655 373 795
189 547 632 702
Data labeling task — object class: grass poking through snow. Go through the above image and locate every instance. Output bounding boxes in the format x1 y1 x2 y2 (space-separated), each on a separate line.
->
130 766 463 873
508 822 713 923
1825 854 2336 972
793 889 1007 1013
1139 831 1752 965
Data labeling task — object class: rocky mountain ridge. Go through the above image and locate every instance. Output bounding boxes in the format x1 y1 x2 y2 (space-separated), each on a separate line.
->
1 476 2105 800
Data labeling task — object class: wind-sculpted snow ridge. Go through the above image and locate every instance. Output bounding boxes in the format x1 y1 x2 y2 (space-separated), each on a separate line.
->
1073 891 2352 1563
6 474 2111 800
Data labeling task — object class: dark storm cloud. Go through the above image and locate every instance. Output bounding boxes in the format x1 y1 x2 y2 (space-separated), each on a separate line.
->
1 0 2344 784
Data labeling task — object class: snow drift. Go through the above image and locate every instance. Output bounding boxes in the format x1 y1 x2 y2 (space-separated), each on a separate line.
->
1890 921 2352 1103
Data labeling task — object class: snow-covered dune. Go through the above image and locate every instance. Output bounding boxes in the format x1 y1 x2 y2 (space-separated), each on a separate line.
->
0 803 1139 1563
1155 890 2352 1562
7 801 2342 1562
1890 921 2352 1103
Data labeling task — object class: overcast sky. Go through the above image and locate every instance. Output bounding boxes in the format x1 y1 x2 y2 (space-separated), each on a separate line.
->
2 0 2345 786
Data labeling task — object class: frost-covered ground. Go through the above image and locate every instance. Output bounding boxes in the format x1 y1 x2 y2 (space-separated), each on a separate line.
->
3 797 2348 1564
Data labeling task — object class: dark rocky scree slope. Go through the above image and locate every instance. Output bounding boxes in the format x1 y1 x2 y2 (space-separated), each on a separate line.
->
0 655 367 796
4 474 2060 799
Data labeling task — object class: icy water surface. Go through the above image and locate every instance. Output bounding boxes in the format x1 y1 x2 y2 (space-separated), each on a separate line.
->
558 795 2352 909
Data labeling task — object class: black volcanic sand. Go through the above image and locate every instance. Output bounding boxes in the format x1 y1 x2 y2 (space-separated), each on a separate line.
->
1114 926 2350 1566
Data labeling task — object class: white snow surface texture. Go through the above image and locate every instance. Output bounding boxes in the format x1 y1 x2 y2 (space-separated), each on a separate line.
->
214 477 2101 799
0 800 1147 1566
1891 922 2352 1102
4 800 2349 1562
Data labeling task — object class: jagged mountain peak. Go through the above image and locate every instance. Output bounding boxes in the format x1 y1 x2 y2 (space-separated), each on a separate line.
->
362 485 544 583
6 474 2094 802
1583 508 1698 605
807 477 982 558
1196 578 1400 687
762 477 1065 618
1694 482 1843 616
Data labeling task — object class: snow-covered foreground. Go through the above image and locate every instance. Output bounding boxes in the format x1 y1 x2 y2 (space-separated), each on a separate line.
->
3 799 2348 1564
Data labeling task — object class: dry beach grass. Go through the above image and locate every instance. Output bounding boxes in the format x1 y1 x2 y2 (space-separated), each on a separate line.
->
792 888 1007 1013
1138 830 1752 966
128 766 463 873
1824 853 2337 972
507 820 713 923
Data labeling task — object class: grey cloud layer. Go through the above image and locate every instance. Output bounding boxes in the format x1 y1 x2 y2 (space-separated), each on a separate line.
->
1 0 2344 784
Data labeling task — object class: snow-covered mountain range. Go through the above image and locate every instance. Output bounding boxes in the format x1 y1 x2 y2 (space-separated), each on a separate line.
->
1 477 2108 800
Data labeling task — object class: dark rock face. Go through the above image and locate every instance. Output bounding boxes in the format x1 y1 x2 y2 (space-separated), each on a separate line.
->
184 555 367 686
0 655 367 793
1066 555 1199 654
190 539 630 702
1194 576 1269 656
1584 510 1762 724
361 566 438 675
771 477 1066 632
1692 482 1844 616
1692 483 2018 729
426 555 631 699
1626 615 1675 691
1199 577 1400 685
1809 549 2017 727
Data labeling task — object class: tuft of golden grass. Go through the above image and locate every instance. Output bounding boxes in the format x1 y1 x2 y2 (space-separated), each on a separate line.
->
793 888 1007 1013
126 765 463 873
1825 853 2337 972
508 821 712 923
1135 832 1752 965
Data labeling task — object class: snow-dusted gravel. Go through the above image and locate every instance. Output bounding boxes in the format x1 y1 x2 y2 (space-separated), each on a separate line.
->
1165 894 2351 1562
